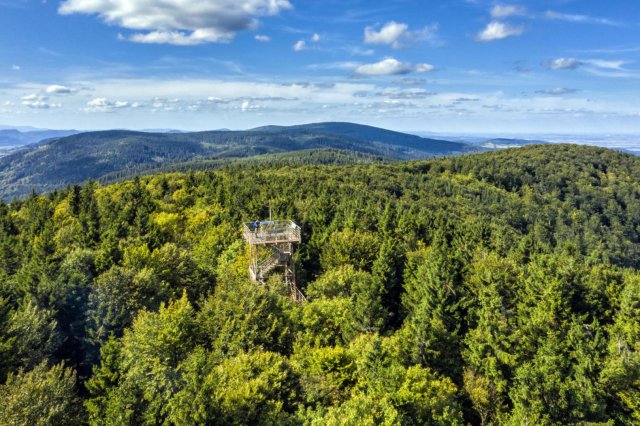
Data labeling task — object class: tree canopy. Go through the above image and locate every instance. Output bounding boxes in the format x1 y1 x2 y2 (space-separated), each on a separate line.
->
0 144 639 424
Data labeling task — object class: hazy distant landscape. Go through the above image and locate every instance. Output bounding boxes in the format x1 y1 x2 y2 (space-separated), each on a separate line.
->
0 128 79 156
414 131 640 153
1 123 637 200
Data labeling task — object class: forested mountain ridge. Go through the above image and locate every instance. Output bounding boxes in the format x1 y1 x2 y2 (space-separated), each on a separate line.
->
96 148 387 186
0 144 638 424
0 122 472 200
250 121 465 152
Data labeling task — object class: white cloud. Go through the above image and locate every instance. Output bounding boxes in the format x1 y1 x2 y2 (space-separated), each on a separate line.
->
240 100 260 111
356 59 411 76
354 58 433 76
580 59 638 78
547 58 631 76
365 21 408 47
311 33 320 42
364 21 438 49
23 101 61 109
549 57 581 70
11 65 20 71
255 34 270 42
46 85 74 95
491 5 527 18
129 29 233 45
5 76 640 133
59 0 293 45
415 63 435 73
583 59 628 70
536 87 577 95
21 94 43 101
152 97 182 111
293 40 306 51
545 11 620 26
86 97 133 112
476 21 524 41
21 94 61 109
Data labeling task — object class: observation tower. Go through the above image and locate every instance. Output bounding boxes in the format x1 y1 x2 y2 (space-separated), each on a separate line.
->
243 220 305 302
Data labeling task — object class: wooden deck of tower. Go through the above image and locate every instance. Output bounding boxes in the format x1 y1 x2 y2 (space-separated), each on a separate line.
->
243 220 305 302
242 220 301 245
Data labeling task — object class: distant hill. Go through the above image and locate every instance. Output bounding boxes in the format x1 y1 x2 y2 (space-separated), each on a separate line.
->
0 128 79 148
0 122 473 199
140 128 187 134
251 122 466 154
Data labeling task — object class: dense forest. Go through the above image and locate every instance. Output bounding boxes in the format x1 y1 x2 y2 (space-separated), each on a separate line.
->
0 144 638 425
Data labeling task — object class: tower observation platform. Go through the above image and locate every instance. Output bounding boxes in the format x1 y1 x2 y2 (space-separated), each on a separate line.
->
242 220 305 302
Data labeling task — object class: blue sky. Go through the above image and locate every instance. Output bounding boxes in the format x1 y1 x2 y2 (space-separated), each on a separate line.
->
0 0 639 134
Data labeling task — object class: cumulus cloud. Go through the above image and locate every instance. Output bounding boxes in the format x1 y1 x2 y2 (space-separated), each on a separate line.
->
255 34 270 42
364 21 438 49
293 40 307 51
535 87 577 95
46 85 74 95
354 58 434 76
355 59 411 76
491 5 527 18
311 33 320 42
365 21 408 47
415 63 435 73
549 57 581 70
151 97 182 111
476 21 524 41
240 100 260 111
24 101 61 109
21 94 61 109
59 0 293 45
11 65 20 71
86 97 137 112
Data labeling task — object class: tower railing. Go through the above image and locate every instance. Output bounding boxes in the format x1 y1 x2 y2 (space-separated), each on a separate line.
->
243 220 301 245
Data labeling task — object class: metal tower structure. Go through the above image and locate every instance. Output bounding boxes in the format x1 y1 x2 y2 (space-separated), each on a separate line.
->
243 220 305 302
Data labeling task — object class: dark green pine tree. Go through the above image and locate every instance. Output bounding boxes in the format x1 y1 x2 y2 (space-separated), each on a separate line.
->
79 182 101 248
400 235 467 379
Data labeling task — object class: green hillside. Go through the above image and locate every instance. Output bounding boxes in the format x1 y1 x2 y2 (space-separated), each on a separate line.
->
96 148 387 185
0 123 472 199
250 121 465 152
0 144 638 424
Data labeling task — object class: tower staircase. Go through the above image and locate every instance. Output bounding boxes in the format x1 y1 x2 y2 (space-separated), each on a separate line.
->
243 220 305 302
